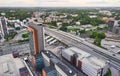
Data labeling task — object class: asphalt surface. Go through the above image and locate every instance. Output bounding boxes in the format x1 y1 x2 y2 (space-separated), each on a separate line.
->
0 42 30 56
44 27 120 70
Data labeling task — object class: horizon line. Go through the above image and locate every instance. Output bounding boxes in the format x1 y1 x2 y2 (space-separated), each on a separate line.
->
0 6 120 8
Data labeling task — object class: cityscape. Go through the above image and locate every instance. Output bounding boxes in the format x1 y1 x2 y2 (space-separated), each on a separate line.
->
0 0 120 76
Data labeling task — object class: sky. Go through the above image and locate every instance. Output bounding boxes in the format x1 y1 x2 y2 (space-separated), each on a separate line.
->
0 0 120 7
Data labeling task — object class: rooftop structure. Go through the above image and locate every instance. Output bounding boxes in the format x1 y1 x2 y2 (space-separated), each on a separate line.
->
55 62 77 76
0 54 25 76
62 47 109 76
42 51 82 76
102 17 115 23
64 47 91 58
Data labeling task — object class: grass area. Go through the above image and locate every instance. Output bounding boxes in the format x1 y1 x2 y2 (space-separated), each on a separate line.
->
100 46 108 50
4 32 17 41
22 33 29 38
16 39 29 43
104 69 111 76
48 24 57 29
19 30 28 34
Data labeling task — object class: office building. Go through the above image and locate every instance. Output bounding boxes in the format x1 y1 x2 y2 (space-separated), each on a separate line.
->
27 22 45 55
62 47 109 76
27 21 87 76
0 17 9 38
108 20 120 35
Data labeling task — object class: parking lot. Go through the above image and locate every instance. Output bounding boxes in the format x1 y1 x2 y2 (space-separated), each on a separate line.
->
101 39 120 53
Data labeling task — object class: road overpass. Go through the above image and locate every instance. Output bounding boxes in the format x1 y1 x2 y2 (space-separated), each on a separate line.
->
44 27 120 70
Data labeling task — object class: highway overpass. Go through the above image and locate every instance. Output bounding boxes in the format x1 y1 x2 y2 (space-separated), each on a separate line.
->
44 27 120 70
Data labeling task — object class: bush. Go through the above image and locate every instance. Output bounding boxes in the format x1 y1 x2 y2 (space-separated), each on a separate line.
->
90 31 106 39
90 31 106 47
59 23 68 32
94 37 102 46
4 32 17 41
59 26 67 32
15 27 20 30
98 32 106 39
104 69 111 76
17 39 29 43
22 33 29 38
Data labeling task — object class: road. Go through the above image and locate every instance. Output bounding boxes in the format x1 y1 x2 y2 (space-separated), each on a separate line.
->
0 43 30 56
44 27 120 70
12 29 27 41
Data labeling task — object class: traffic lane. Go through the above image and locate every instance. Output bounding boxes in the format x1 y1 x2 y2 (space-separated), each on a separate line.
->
46 29 120 60
45 30 107 59
45 29 120 70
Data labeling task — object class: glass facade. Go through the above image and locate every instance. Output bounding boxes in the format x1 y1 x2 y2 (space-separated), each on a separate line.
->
29 32 34 55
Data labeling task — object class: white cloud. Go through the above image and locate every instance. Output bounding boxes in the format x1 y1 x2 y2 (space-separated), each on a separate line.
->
0 0 119 7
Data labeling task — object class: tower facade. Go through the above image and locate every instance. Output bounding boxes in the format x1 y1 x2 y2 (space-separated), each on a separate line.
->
27 22 44 55
108 20 120 35
0 17 8 38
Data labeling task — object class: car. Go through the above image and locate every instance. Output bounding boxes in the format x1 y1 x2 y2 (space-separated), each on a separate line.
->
24 57 28 61
112 54 116 56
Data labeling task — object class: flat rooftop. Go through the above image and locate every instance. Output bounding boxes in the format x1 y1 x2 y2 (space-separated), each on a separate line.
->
0 54 25 76
81 56 107 70
65 47 91 57
65 47 107 70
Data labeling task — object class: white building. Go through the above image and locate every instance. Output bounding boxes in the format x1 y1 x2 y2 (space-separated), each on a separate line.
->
56 22 62 27
62 47 109 76
99 10 112 16
14 23 21 28
0 17 9 38
89 15 97 18
76 21 81 25
71 14 78 17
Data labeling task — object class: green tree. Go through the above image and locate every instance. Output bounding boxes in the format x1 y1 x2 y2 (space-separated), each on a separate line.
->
4 32 17 41
118 21 120 24
22 33 29 38
79 29 86 34
98 32 106 39
59 23 68 32
59 26 67 32
90 31 98 38
66 15 72 19
104 69 111 76
74 28 80 35
51 21 57 27
7 22 14 28
90 31 106 39
94 37 101 46
15 27 20 30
